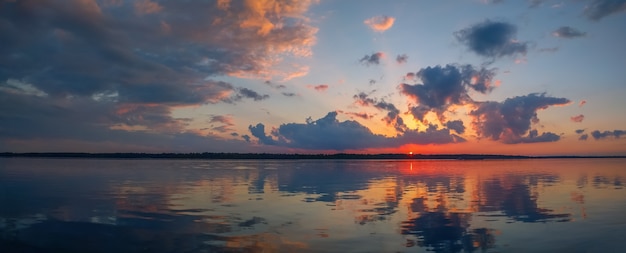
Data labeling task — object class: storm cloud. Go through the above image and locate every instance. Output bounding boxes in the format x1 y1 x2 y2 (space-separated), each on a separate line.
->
455 20 529 61
470 93 570 144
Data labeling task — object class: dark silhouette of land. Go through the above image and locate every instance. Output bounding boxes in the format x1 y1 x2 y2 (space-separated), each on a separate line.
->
0 152 624 160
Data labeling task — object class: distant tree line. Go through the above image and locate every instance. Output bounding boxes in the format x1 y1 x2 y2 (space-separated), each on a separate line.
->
0 152 622 160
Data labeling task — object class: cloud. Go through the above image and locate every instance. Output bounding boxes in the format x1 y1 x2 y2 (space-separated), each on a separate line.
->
264 80 287 90
512 130 560 144
359 52 385 66
454 20 529 61
552 26 587 38
590 130 626 140
400 64 497 122
575 129 585 134
307 84 329 92
118 81 236 105
234 88 270 101
528 0 547 8
209 115 235 133
134 0 163 15
470 93 570 144
482 0 505 4
248 123 278 145
579 134 588 140
0 0 319 150
281 92 298 97
538 47 559 53
396 54 408 64
364 15 395 32
248 112 464 150
584 0 626 21
341 111 374 120
570 114 584 123
579 100 587 107
0 90 254 152
354 92 406 132
242 134 251 142
445 120 466 134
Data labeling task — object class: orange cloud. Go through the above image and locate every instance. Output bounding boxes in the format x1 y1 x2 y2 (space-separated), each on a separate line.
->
364 15 395 32
579 100 586 107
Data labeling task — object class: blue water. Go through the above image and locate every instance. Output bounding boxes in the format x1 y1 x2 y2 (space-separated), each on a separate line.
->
1 158 625 252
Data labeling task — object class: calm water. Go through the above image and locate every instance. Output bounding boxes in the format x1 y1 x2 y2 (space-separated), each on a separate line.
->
1 158 625 253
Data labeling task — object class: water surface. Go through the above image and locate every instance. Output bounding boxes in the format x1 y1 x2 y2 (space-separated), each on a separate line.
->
1 158 625 252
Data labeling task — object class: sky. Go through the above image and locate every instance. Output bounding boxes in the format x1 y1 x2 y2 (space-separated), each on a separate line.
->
1 0 625 155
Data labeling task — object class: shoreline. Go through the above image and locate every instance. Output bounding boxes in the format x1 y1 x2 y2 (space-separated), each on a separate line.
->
1 152 625 160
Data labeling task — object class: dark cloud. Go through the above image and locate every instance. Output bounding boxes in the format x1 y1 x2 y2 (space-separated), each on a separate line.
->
454 20 529 61
0 0 317 150
264 81 287 90
119 81 235 105
396 54 408 64
307 84 329 92
354 92 406 132
579 134 589 141
575 129 585 134
242 134 251 142
445 120 466 134
539 47 559 53
552 26 587 38
209 115 235 133
584 0 626 21
342 111 374 120
234 88 269 101
248 123 278 145
591 130 626 140
470 93 570 144
400 64 497 122
359 52 385 66
510 130 560 144
570 114 584 123
248 112 464 150
0 90 253 152
528 0 547 8
400 125 466 145
113 104 190 133
281 92 298 97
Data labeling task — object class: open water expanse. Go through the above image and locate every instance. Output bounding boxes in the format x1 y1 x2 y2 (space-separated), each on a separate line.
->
1 158 625 253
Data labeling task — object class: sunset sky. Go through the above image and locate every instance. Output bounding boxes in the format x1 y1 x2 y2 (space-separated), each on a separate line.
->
1 0 625 155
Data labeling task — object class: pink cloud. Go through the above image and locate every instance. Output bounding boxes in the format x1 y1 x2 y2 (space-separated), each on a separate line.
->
579 100 587 107
307 84 329 92
570 114 584 123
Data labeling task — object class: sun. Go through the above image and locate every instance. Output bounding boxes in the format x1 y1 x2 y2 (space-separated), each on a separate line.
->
409 151 413 155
